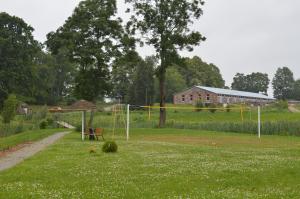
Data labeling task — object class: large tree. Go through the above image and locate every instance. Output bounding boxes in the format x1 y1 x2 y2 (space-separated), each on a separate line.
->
111 51 143 103
128 56 156 105
0 12 40 107
272 67 295 100
178 56 224 88
231 72 270 94
126 0 206 126
30 50 75 105
46 0 132 102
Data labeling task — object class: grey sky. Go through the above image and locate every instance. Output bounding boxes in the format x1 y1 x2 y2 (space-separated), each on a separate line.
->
1 0 300 95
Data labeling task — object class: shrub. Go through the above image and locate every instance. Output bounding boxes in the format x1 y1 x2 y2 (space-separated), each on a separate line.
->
226 104 232 112
14 123 24 134
274 100 288 110
195 101 204 112
39 120 48 129
2 94 18 124
208 103 217 113
46 118 54 126
102 141 118 153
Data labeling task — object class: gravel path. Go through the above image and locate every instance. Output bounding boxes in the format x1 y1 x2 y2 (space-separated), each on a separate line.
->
0 131 70 172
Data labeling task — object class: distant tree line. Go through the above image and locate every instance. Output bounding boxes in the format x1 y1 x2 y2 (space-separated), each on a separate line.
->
231 67 299 100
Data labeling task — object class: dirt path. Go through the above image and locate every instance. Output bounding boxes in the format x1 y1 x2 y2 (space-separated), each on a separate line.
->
288 105 300 113
57 121 75 129
0 131 70 172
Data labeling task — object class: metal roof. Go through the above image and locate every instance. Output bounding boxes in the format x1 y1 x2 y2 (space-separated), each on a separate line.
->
196 86 275 100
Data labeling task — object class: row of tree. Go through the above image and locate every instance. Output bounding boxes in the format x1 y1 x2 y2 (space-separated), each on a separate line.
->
231 67 299 100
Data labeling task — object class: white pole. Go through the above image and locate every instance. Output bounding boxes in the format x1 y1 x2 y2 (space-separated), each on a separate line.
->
82 111 84 141
258 106 261 139
126 104 130 141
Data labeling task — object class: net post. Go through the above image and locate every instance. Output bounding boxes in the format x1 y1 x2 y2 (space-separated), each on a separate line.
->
148 106 151 121
126 104 130 141
258 106 261 139
81 111 85 141
240 105 244 122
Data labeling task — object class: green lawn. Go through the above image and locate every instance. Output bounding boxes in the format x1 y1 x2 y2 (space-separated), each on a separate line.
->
0 129 65 151
1 128 300 198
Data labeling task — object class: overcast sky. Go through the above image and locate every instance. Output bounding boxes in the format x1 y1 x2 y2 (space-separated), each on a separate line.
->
1 0 300 95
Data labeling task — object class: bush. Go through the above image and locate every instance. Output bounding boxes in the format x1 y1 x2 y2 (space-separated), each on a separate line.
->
39 120 48 129
46 118 54 126
102 141 118 153
274 100 288 110
226 104 232 112
14 123 24 134
2 94 18 124
195 101 204 112
208 103 217 113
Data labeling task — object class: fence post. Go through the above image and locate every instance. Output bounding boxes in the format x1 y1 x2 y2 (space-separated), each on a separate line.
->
258 106 261 139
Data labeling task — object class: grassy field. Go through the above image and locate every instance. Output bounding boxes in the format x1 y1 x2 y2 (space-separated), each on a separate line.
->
1 128 300 198
0 129 65 151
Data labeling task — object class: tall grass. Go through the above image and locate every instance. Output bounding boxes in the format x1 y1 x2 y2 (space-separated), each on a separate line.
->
55 105 300 137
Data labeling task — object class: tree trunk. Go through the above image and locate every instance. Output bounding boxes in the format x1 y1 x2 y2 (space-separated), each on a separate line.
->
159 74 166 127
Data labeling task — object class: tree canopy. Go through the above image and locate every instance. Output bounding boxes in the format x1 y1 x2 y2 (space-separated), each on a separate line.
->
272 67 295 100
0 12 40 107
46 0 132 101
231 72 270 94
111 51 143 103
178 56 224 88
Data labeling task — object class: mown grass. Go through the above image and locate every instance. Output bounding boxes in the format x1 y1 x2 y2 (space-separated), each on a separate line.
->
0 129 65 151
1 129 300 198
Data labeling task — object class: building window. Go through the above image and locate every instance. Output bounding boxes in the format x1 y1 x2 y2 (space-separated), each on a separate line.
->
206 94 210 101
198 94 202 100
190 95 193 101
182 95 185 102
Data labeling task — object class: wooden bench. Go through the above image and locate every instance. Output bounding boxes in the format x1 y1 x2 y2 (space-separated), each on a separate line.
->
84 128 105 141
94 128 105 141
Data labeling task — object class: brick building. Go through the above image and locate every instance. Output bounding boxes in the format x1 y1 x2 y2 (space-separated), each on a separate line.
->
174 86 275 105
